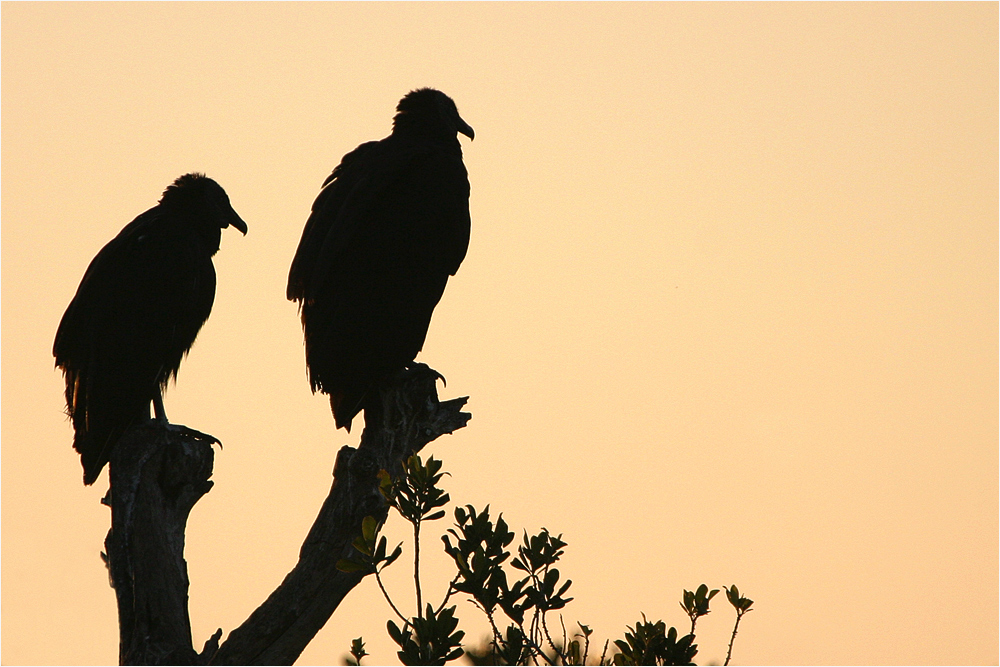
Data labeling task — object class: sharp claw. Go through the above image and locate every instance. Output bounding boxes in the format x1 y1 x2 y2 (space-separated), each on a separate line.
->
156 421 222 447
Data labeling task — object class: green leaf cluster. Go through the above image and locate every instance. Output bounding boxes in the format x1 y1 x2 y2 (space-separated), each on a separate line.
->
387 604 465 665
724 585 754 615
612 617 697 666
336 515 403 575
680 584 719 634
442 505 517 619
339 453 755 666
389 455 451 524
512 529 573 615
463 625 530 666
441 503 577 663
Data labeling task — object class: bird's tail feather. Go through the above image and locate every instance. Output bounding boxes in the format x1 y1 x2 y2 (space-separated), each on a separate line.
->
328 387 370 432
67 372 150 485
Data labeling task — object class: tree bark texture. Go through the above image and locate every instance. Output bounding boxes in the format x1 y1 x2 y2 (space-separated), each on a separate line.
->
105 423 217 665
102 364 470 665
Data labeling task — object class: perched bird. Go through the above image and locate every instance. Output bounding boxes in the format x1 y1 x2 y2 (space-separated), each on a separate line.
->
287 88 473 431
53 173 247 485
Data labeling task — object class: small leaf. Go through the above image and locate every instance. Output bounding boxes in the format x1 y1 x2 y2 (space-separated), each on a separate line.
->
378 470 393 497
384 544 404 567
362 515 378 543
352 535 372 556
386 620 403 645
336 559 366 573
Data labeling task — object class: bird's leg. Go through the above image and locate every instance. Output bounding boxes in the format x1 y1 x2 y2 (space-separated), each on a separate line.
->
153 390 168 423
152 389 221 446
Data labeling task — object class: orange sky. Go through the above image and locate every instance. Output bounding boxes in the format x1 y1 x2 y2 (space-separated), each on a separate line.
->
2 3 997 665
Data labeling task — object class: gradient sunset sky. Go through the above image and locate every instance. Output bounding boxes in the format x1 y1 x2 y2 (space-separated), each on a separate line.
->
2 3 997 665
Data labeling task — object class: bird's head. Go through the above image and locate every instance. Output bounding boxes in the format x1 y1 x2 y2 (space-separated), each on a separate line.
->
392 88 474 142
161 173 248 236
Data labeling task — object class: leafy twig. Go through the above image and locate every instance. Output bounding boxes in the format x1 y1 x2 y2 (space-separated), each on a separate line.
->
723 585 754 666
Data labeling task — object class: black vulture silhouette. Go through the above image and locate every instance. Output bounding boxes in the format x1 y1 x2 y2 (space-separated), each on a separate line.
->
287 88 473 431
53 173 247 484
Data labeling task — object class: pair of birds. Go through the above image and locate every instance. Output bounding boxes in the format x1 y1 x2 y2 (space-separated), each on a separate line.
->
53 88 474 485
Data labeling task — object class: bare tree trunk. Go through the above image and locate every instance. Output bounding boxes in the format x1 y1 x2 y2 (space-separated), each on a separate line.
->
105 422 217 665
101 364 470 665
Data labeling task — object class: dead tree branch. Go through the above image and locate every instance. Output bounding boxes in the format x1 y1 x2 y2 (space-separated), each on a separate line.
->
102 364 470 665
105 423 218 665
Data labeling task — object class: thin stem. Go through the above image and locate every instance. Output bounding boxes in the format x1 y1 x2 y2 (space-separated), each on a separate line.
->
485 606 513 665
433 575 461 615
529 610 541 658
520 613 556 667
413 519 423 616
540 611 558 660
598 639 609 666
374 568 408 624
559 615 568 653
522 629 557 666
537 567 559 659
471 600 503 646
724 610 744 666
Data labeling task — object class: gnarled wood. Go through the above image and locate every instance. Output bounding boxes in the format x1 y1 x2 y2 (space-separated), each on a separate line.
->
104 422 217 665
102 364 469 665
212 364 469 665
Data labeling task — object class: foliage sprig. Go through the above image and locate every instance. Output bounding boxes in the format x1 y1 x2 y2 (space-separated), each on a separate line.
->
342 454 755 665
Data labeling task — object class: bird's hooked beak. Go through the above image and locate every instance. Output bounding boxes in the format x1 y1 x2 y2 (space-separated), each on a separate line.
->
229 211 248 235
457 116 475 141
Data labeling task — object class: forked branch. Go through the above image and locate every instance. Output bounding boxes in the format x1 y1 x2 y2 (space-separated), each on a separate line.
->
102 364 470 665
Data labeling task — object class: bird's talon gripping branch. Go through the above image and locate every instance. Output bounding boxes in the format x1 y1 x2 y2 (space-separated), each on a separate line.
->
162 423 222 448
